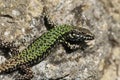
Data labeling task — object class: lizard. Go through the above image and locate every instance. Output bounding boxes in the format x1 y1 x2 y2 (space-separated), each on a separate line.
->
0 17 94 80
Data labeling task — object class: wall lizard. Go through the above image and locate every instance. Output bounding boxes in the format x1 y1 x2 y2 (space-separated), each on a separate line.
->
0 24 94 80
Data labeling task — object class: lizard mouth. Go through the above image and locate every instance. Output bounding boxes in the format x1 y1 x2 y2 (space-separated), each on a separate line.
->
84 34 95 40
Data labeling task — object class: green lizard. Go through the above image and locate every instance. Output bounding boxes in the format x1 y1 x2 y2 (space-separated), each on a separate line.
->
0 23 94 79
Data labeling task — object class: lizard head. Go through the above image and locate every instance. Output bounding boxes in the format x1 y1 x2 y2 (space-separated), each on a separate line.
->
66 27 94 42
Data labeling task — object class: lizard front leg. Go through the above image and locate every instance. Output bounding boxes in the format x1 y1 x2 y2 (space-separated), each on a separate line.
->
0 39 19 57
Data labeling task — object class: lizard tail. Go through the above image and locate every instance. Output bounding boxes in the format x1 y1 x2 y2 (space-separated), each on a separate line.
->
0 57 20 74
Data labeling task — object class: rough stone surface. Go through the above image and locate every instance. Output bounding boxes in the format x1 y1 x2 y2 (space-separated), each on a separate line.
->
0 0 120 80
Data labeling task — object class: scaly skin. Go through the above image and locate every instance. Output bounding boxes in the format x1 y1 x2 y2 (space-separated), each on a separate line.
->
0 24 94 79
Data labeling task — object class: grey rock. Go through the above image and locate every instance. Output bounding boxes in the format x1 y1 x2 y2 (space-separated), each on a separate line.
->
0 0 120 80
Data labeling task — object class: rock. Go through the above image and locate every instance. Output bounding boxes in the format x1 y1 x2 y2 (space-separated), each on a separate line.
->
0 0 120 80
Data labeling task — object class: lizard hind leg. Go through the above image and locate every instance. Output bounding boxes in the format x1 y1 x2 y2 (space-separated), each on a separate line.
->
0 39 19 57
15 65 34 80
